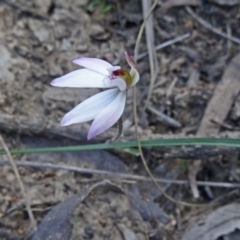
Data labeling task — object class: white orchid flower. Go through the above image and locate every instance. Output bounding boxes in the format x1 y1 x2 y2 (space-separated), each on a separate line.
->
51 51 139 140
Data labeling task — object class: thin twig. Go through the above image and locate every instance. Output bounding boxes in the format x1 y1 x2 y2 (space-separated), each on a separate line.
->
111 116 123 142
133 0 207 207
0 135 37 230
176 208 182 231
227 23 232 53
142 0 159 108
210 118 238 131
166 77 178 99
186 6 240 45
134 0 160 61
146 106 182 128
0 160 239 188
188 161 201 199
137 33 190 60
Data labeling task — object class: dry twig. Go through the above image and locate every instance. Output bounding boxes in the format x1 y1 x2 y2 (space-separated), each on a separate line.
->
110 116 123 142
186 6 240 45
137 33 190 60
146 106 182 128
142 0 159 108
0 160 239 188
134 0 208 207
0 135 36 230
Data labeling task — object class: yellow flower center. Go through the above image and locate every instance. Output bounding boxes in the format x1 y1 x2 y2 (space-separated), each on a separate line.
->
111 69 132 88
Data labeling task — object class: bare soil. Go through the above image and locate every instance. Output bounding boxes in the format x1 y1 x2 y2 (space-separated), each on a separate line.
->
0 0 240 239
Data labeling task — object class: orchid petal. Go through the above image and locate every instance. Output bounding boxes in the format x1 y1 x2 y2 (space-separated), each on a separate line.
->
107 66 121 72
87 91 126 140
124 51 139 86
72 57 112 75
61 89 119 126
129 68 140 87
103 77 127 91
51 69 108 88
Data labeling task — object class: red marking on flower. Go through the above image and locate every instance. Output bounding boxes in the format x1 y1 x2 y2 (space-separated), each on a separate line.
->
109 74 116 80
112 69 132 87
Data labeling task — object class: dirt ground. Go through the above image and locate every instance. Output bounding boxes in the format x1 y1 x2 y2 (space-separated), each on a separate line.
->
1 0 240 239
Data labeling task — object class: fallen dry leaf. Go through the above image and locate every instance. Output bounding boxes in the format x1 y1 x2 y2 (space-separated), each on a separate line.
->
182 203 240 240
198 53 240 136
32 180 170 240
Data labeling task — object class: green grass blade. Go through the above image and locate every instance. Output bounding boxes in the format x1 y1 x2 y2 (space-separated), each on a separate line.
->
0 138 240 156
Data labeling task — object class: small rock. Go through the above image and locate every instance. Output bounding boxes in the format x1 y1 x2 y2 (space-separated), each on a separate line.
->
34 0 52 13
44 44 54 53
76 43 88 52
90 24 105 37
72 0 88 7
117 224 138 240
6 172 15 182
0 45 15 83
54 24 69 39
169 57 186 71
61 38 71 51
28 19 51 42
